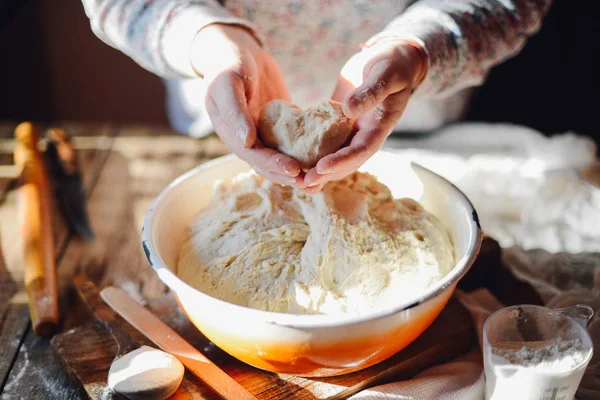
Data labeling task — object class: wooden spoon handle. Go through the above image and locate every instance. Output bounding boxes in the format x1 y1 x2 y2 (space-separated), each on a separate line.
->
100 286 257 400
14 122 59 337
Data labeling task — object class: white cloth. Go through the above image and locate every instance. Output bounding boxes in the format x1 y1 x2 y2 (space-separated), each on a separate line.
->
350 123 600 399
351 352 484 400
383 122 599 252
351 288 503 400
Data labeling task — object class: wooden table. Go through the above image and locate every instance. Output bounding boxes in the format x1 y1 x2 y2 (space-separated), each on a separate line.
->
0 122 231 399
1 122 598 399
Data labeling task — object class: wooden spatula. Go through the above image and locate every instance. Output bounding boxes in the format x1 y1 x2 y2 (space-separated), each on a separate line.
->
100 286 257 400
73 276 184 400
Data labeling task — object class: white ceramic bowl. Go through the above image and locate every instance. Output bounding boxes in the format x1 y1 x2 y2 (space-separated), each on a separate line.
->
142 151 483 377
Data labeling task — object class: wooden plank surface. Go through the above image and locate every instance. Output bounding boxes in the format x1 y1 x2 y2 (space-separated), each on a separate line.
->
1 121 597 399
0 122 18 196
51 285 229 400
56 126 229 309
0 122 483 399
51 293 473 400
47 124 473 400
2 328 81 400
0 122 24 393
2 124 230 399
0 122 556 400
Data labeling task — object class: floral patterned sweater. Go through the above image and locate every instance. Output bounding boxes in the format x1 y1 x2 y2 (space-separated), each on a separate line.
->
82 0 552 137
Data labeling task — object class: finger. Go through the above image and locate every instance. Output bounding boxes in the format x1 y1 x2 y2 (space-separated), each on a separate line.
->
299 183 326 195
295 171 308 188
236 144 301 177
254 168 303 186
343 54 410 119
207 88 301 177
206 70 256 148
304 167 356 189
318 90 411 175
303 167 323 187
315 131 382 177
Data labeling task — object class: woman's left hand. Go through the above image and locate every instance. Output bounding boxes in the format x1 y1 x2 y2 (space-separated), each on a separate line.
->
302 38 427 193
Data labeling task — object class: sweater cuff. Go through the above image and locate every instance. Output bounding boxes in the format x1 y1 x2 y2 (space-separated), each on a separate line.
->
366 7 481 99
160 4 262 78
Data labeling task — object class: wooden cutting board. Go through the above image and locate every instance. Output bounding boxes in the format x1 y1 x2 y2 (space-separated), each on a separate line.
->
51 294 474 400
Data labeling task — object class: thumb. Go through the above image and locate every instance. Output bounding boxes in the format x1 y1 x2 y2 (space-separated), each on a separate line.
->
342 53 409 119
206 70 257 148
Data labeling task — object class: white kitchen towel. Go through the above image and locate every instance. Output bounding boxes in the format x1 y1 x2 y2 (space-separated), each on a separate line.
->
383 123 599 252
350 123 600 399
350 288 600 400
350 351 484 400
350 289 504 400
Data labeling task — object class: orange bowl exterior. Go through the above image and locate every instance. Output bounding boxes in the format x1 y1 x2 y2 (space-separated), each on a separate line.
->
174 288 453 377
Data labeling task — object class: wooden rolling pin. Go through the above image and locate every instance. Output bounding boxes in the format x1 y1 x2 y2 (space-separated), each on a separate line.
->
14 122 59 337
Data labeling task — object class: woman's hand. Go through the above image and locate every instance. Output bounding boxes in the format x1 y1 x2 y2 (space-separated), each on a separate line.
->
191 24 303 186
302 38 427 192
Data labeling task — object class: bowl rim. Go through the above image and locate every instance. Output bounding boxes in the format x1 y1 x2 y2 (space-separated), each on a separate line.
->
142 152 483 329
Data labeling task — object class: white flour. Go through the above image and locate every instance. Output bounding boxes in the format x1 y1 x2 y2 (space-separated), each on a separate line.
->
491 338 590 372
484 338 592 400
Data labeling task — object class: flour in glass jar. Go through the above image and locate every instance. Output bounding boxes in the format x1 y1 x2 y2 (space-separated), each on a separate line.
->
485 338 592 400
492 338 589 371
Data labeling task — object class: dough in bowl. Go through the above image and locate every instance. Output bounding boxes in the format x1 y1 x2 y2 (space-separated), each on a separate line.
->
177 171 454 316
258 99 353 170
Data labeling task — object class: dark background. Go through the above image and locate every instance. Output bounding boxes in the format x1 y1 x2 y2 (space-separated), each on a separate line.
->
1 0 598 144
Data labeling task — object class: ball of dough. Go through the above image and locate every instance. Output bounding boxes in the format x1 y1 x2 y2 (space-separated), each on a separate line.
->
258 99 354 170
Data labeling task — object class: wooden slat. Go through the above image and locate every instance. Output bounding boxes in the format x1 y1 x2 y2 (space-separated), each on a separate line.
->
52 320 217 400
1 327 81 400
0 123 113 290
44 126 229 399
0 123 18 203
52 286 225 400
0 222 29 387
56 126 229 307
0 305 29 389
0 123 17 138
3 126 228 398
1 123 114 397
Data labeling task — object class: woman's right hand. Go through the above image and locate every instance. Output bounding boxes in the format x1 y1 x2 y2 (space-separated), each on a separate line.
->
191 24 303 186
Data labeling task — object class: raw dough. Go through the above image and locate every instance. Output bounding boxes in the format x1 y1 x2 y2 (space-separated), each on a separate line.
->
258 99 353 170
108 345 184 400
177 171 454 315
